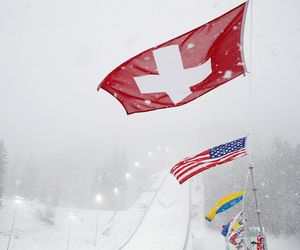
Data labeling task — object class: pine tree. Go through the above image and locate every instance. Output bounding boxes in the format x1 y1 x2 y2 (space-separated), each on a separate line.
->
256 138 300 235
0 140 8 207
203 137 300 236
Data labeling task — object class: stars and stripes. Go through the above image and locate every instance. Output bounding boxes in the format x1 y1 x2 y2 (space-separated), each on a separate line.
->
170 137 247 184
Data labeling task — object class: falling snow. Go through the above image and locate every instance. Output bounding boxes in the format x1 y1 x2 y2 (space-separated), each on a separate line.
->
223 70 233 79
1 0 300 249
144 100 151 105
187 43 195 49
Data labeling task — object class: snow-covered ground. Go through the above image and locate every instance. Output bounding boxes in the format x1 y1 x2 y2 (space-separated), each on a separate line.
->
0 199 144 250
1 175 299 250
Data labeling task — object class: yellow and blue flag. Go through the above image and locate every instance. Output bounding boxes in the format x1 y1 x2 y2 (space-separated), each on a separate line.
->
205 190 245 222
221 210 246 237
221 210 247 247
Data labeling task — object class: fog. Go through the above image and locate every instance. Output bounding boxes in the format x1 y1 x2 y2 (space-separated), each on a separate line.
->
1 0 300 249
1 0 300 162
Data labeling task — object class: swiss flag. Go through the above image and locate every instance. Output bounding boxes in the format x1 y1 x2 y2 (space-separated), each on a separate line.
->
97 2 248 114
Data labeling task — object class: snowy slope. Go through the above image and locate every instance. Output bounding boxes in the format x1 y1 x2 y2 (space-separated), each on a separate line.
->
0 199 144 250
1 174 299 250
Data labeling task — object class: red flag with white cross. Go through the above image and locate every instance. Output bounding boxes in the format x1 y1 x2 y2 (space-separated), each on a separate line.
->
97 2 248 114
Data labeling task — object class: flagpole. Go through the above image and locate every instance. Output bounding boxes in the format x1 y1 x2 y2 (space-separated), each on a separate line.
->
246 0 268 248
248 164 268 250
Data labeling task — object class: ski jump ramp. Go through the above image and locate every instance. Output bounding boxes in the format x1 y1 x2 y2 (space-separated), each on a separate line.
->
123 174 190 250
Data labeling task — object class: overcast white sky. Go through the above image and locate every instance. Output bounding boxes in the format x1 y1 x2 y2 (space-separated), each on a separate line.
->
1 0 300 161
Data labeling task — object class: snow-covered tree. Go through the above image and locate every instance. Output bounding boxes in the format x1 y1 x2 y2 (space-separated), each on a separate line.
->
203 137 300 236
258 138 300 235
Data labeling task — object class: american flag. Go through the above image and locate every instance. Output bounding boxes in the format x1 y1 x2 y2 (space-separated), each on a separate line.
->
170 137 247 184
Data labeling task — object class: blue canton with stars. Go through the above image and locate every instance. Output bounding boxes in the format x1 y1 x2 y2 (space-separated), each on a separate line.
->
209 137 246 159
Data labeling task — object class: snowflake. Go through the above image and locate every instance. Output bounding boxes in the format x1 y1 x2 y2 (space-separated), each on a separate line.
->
237 43 242 51
144 100 151 105
223 70 233 79
187 43 195 49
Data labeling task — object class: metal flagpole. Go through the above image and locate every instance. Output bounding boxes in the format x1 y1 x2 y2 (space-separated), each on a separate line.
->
249 164 268 250
246 0 268 248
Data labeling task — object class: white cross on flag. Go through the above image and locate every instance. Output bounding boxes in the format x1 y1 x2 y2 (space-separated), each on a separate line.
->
97 2 248 114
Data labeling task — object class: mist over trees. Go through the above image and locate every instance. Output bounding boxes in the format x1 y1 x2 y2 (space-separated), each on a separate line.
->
203 137 300 236
3 136 299 236
92 150 131 210
3 147 165 212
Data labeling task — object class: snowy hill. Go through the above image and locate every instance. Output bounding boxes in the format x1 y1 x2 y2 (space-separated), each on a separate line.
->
1 174 299 250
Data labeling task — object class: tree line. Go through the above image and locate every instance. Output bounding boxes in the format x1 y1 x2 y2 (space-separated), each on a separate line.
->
2 146 161 212
203 137 300 236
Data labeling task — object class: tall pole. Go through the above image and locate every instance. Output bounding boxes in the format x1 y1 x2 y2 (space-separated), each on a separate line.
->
246 0 268 248
66 212 74 250
94 194 102 247
66 218 71 250
94 209 99 247
6 208 17 250
249 164 268 250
